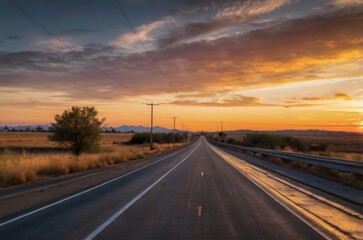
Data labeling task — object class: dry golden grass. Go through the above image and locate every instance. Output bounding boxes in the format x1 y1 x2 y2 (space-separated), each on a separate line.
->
0 132 187 187
308 151 363 162
0 143 185 187
0 132 133 148
99 133 133 147
220 132 363 160
299 135 363 153
0 132 58 148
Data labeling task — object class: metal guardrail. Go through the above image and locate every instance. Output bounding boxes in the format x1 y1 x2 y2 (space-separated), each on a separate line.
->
212 141 363 175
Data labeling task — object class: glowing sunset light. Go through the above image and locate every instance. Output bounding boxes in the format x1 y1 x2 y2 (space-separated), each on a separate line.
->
0 0 362 132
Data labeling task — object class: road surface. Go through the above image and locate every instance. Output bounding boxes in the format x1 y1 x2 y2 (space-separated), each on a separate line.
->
0 137 324 239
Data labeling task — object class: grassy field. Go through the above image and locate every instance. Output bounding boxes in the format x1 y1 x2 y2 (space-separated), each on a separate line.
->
0 132 133 148
297 135 363 153
219 132 363 161
0 132 186 187
299 135 363 161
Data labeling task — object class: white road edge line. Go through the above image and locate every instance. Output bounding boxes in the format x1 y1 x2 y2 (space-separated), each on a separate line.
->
0 158 155 201
206 142 332 240
84 142 200 240
0 142 196 228
0 164 128 201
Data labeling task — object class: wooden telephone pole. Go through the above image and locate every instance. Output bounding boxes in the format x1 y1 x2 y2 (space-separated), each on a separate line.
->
146 103 159 150
171 117 178 143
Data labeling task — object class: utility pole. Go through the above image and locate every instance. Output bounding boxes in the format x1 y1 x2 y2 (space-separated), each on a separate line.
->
146 102 159 150
180 122 185 142
171 116 178 143
221 122 224 132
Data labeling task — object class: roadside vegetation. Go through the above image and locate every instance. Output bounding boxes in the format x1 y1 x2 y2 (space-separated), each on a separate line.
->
48 106 105 156
212 132 362 162
0 143 184 187
0 106 190 187
242 133 305 152
0 131 189 187
127 132 188 144
211 132 362 187
308 151 362 162
0 132 132 149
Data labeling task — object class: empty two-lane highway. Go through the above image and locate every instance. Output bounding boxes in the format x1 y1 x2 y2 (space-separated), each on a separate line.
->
0 137 324 240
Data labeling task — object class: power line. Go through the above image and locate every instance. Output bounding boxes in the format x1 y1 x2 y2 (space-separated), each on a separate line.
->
69 79 150 113
56 83 149 114
6 0 152 117
114 0 179 93
310 1 353 39
7 0 152 104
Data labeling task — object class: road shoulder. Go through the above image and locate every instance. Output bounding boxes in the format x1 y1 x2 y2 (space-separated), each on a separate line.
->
0 143 193 217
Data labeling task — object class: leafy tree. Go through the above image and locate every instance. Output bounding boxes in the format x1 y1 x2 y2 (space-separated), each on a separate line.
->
48 106 105 156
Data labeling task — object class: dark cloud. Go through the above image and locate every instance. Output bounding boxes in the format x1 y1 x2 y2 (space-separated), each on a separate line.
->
0 44 118 73
158 0 290 47
167 0 241 16
59 28 102 36
182 0 238 8
7 34 25 41
0 51 67 72
1 6 362 101
154 6 363 64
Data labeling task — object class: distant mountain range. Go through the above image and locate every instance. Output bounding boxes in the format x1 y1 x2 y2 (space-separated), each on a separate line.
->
0 125 361 136
103 125 176 133
0 125 50 131
0 125 176 133
224 129 363 136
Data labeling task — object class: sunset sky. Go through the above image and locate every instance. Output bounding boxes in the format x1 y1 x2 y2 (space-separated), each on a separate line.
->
0 0 362 132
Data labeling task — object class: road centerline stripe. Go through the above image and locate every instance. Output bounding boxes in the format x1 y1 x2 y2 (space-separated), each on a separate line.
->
84 142 200 240
198 205 202 217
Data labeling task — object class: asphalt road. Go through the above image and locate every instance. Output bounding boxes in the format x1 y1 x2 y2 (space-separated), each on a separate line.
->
0 137 324 240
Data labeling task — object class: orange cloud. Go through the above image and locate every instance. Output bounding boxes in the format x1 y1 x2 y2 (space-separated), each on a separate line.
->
165 94 276 107
335 92 353 100
166 94 324 108
300 92 353 101
1 2 362 132
1 6 362 99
